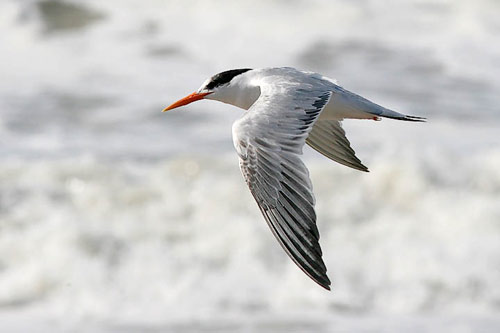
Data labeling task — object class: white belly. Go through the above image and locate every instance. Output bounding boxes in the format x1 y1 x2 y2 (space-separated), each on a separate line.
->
319 88 385 121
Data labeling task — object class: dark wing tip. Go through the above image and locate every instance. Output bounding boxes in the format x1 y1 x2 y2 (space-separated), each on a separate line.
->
258 204 331 291
402 115 427 122
315 275 332 291
295 256 331 291
356 164 370 172
381 114 427 122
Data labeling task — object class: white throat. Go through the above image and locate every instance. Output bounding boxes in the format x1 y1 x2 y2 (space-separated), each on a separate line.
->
204 77 261 110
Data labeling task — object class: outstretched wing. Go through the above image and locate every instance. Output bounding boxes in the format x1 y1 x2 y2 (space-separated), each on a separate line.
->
306 120 369 172
232 74 333 289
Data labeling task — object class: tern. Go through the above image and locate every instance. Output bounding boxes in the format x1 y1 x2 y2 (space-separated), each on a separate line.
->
163 67 424 290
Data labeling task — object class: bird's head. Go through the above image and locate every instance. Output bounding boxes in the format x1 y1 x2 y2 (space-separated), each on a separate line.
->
163 68 257 111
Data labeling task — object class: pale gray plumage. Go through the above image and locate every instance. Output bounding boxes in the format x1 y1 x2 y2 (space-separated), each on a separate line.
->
164 67 425 290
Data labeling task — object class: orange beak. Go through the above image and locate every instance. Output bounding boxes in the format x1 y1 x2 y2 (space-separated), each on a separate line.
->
163 92 212 112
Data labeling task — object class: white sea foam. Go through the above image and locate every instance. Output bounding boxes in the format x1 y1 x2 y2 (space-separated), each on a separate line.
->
1 121 499 325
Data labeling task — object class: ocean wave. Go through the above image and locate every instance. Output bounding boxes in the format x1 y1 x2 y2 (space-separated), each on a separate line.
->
0 150 498 321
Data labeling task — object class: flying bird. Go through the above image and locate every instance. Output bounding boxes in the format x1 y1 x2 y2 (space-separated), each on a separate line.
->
163 67 424 290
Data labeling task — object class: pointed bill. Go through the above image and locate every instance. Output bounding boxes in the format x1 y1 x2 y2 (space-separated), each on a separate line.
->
163 92 211 112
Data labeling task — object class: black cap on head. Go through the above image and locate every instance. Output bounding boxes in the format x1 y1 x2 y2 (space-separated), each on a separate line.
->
205 68 252 90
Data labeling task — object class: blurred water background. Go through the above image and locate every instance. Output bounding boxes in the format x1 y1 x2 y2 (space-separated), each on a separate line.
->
1 0 499 332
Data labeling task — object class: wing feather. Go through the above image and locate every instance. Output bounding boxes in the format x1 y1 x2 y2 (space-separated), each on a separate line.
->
233 72 333 289
306 120 369 172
